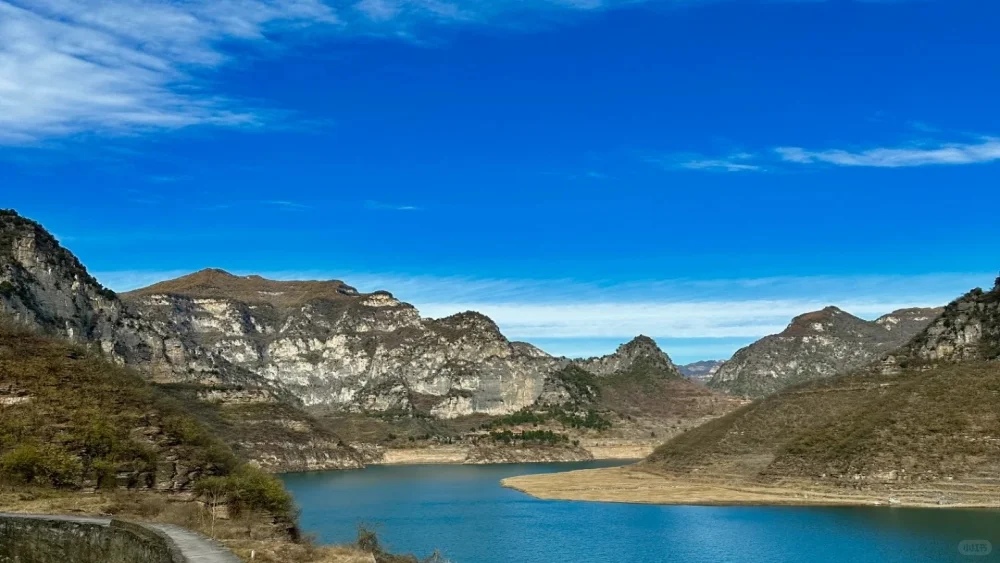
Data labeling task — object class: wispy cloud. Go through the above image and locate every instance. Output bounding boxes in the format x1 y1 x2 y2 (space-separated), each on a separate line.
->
656 134 1000 173
264 200 312 209
2 0 932 146
775 138 1000 168
667 152 763 173
365 200 421 211
0 0 337 145
197 200 312 211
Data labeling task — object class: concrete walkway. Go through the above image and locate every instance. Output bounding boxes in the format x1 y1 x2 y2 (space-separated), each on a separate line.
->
0 513 241 563
145 522 242 563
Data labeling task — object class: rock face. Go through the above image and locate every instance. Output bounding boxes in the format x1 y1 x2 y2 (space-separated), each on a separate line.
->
0 211 357 471
677 360 724 383
122 270 561 418
574 335 680 378
707 305 942 398
0 211 283 397
884 279 1000 368
0 210 121 347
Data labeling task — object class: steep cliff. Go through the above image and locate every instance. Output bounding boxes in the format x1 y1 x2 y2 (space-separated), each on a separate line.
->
0 210 120 346
707 305 942 398
122 271 560 418
0 211 360 471
884 279 1000 367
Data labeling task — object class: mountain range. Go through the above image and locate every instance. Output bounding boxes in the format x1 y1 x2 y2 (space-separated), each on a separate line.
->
0 210 739 469
644 279 1000 499
6 207 998 508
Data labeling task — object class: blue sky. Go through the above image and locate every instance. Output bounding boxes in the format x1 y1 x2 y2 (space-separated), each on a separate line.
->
2 0 998 363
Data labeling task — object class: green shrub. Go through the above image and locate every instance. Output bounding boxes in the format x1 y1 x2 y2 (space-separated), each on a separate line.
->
0 443 82 487
91 459 118 490
196 465 294 520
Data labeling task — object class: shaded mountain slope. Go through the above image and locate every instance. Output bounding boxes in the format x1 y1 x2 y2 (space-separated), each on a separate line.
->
707 305 942 398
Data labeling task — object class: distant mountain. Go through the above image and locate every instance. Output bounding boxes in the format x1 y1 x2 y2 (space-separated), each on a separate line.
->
529 336 742 442
644 279 1000 497
706 305 942 398
677 360 725 383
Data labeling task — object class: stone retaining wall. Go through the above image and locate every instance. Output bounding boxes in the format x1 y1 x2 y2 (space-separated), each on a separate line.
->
0 514 238 563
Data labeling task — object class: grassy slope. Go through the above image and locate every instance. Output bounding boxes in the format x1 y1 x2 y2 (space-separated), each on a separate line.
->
644 361 1000 487
0 322 237 488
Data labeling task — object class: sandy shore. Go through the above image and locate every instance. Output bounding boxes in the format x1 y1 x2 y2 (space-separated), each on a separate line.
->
370 443 653 466
501 466 1000 509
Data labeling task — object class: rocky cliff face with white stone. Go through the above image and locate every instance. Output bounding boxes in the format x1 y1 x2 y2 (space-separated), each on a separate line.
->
882 279 1000 370
121 270 562 418
0 210 745 470
0 211 359 470
707 305 942 398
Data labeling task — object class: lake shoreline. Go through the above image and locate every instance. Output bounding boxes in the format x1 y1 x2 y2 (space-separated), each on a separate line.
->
366 442 654 466
501 466 1000 509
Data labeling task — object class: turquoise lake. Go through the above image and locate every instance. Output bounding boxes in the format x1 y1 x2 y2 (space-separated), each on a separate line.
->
280 461 1000 563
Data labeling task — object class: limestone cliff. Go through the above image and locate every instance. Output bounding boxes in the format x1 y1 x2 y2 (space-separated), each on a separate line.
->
707 305 942 398
0 211 359 471
883 278 1000 369
122 271 561 418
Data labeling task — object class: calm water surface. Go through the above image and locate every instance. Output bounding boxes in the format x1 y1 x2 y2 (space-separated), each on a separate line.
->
281 461 1000 563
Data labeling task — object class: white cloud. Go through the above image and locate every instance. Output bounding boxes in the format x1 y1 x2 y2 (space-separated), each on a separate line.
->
775 138 1000 168
0 0 337 144
681 153 762 172
3 0 933 145
365 200 421 211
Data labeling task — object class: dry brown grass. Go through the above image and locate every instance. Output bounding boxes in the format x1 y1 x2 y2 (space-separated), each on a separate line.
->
501 466 1000 509
122 269 361 308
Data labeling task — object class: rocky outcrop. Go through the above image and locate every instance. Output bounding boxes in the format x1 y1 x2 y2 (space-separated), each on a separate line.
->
707 305 942 398
677 360 724 383
883 279 1000 370
0 210 120 346
574 335 680 378
0 211 283 398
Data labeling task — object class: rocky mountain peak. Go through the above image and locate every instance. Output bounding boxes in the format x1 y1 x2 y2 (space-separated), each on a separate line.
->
429 310 506 342
0 209 118 342
886 284 999 366
709 304 942 398
124 270 362 309
618 334 660 355
575 335 681 378
780 306 857 337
